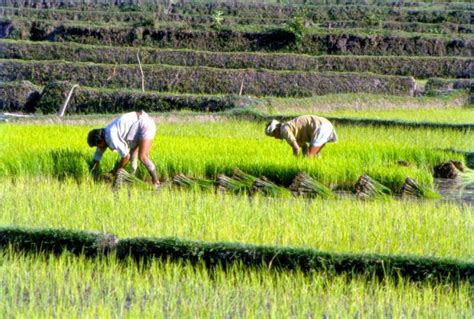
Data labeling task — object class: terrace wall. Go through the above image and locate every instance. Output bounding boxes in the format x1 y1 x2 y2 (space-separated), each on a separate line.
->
1 7 473 30
2 20 472 56
0 60 419 97
1 40 471 78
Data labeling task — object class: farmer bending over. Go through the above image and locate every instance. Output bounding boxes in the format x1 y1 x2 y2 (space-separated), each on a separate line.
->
265 115 337 157
87 111 160 186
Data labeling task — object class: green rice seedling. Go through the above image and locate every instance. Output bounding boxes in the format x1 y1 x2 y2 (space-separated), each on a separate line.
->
354 174 393 199
0 122 470 191
113 168 154 191
217 168 258 194
0 251 471 317
217 174 250 194
401 177 441 199
1 177 472 259
49 149 90 182
172 173 215 191
251 176 292 198
289 172 334 199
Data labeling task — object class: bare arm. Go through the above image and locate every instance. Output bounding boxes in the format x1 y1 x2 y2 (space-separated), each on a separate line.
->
112 154 131 174
290 141 300 156
280 125 300 156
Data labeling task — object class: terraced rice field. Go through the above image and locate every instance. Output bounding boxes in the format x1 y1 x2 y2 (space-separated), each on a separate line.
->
0 0 472 316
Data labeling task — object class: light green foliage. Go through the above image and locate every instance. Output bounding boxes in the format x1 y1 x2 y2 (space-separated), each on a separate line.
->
0 252 470 317
211 10 224 30
0 178 472 259
285 16 306 47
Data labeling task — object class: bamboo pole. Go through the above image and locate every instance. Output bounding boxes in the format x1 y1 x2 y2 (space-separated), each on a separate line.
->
57 84 79 117
137 50 145 93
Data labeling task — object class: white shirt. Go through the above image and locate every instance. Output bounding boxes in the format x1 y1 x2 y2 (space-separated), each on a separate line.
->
93 111 156 161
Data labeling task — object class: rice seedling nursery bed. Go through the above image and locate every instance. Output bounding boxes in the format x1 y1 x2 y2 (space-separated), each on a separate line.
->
1 0 473 316
1 121 471 189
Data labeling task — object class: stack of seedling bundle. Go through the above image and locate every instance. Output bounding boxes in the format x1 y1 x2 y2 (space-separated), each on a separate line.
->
401 177 440 199
113 168 152 190
354 174 392 199
217 168 257 194
251 176 292 198
289 172 334 199
172 173 215 191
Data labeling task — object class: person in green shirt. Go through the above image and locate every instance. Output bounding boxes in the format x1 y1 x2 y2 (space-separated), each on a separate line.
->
265 115 337 157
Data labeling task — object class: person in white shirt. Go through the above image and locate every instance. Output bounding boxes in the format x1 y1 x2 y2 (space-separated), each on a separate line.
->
87 111 159 186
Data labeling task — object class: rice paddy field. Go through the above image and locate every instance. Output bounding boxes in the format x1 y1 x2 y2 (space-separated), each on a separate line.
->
1 0 473 317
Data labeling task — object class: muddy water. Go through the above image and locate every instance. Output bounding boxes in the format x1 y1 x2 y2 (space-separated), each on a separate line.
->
435 178 474 206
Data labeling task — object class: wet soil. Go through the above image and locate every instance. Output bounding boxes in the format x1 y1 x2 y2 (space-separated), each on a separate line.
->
434 178 474 206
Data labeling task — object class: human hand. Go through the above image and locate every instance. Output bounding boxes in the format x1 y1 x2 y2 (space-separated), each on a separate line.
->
102 172 115 183
292 146 300 156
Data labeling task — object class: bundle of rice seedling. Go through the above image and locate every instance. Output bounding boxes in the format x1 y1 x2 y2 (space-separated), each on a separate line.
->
354 174 392 199
113 168 151 190
232 168 258 186
401 177 440 199
433 160 465 179
289 172 334 199
172 173 214 191
251 176 292 198
216 168 258 194
217 174 251 194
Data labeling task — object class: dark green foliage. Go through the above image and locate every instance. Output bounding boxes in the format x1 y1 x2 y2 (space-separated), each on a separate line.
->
116 236 473 283
424 78 473 96
0 80 40 112
36 80 74 114
22 80 251 114
0 227 118 257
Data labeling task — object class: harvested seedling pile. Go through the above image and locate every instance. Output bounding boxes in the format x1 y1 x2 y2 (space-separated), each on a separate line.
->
172 173 215 190
401 177 440 199
433 160 465 179
251 176 292 198
217 168 257 194
113 169 151 190
354 174 392 199
289 172 334 199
